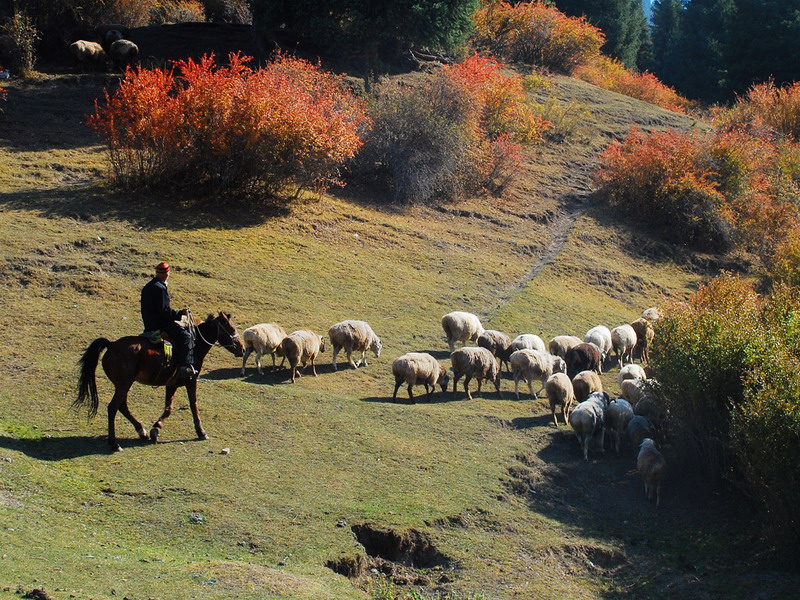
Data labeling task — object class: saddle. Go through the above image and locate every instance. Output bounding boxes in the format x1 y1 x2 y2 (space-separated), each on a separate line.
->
140 330 174 362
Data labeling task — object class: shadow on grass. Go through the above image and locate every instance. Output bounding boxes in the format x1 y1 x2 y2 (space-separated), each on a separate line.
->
360 392 463 405
0 433 213 460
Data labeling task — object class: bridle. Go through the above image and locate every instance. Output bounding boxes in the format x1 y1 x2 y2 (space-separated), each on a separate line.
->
189 310 241 352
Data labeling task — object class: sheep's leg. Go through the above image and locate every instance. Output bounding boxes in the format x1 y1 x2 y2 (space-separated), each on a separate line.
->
393 377 403 399
359 350 368 368
452 373 461 393
255 350 264 375
582 435 590 462
346 344 357 369
514 377 520 400
463 375 473 401
331 345 340 371
551 406 558 427
310 355 318 377
655 482 661 508
241 345 253 375
535 375 546 398
476 378 483 395
527 378 535 400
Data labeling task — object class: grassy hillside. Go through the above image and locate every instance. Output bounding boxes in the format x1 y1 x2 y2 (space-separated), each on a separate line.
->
0 68 796 600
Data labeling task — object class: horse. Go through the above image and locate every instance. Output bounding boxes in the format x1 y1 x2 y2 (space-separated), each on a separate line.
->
74 311 245 452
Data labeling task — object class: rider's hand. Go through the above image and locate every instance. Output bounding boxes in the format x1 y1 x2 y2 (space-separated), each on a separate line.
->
178 308 189 316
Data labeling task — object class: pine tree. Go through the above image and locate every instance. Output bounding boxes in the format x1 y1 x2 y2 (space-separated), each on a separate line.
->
648 0 684 87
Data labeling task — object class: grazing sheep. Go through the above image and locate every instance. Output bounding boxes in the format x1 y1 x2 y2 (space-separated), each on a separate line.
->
510 349 566 399
565 342 602 379
328 320 381 371
611 324 638 368
637 438 666 508
110 39 139 71
548 335 583 360
241 323 287 375
568 391 610 461
441 311 485 353
477 330 513 371
642 307 661 323
545 372 574 427
630 317 655 363
391 352 449 403
626 415 656 456
620 378 647 406
450 347 501 401
571 370 603 403
618 363 647 388
606 398 634 455
584 325 613 363
281 330 325 384
69 40 109 71
510 333 547 353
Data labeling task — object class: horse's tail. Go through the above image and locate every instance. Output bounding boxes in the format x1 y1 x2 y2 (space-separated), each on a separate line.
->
74 338 111 419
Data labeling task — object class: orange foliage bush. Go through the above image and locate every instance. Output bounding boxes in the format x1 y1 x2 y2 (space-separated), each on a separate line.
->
715 80 800 141
472 0 604 74
574 55 692 114
88 52 370 198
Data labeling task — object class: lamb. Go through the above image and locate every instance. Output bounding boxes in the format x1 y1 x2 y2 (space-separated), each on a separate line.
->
110 39 139 71
241 323 287 375
565 342 602 379
510 333 547 353
69 40 109 71
626 415 656 456
571 370 603 403
584 325 612 363
630 317 655 363
328 320 381 371
510 349 566 400
548 335 583 360
637 438 666 508
280 330 325 384
477 330 513 371
611 324 638 368
618 363 647 388
568 391 610 461
605 398 634 455
545 372 574 427
391 352 449 403
441 311 485 353
450 346 501 401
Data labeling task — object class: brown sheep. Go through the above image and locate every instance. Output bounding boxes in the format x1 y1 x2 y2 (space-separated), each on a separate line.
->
630 317 655 364
637 438 666 508
110 39 139 71
571 370 603 403
565 342 602 379
478 330 513 371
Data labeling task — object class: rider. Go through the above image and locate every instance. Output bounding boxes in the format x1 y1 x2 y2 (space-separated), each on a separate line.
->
141 261 196 383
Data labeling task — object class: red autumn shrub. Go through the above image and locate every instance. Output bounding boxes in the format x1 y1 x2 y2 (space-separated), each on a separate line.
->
715 80 800 141
472 0 604 74
88 52 370 198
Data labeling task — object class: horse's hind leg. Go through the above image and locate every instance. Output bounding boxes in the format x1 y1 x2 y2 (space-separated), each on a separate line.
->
118 399 148 441
108 385 139 452
185 380 208 440
149 386 178 442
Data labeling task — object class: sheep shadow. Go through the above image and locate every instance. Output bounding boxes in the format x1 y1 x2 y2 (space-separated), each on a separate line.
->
360 391 466 405
200 367 250 381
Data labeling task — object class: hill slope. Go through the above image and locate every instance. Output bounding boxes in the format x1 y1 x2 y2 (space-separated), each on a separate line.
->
0 64 796 600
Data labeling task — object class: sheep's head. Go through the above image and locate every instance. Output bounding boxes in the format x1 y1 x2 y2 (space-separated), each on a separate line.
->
438 367 450 393
370 337 382 358
552 356 567 374
319 336 326 353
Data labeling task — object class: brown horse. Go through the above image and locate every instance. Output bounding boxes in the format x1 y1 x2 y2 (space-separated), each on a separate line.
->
75 311 244 452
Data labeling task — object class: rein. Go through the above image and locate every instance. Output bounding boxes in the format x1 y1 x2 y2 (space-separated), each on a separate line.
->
190 311 240 352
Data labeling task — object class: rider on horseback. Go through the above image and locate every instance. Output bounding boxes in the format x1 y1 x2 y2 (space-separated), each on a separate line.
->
141 261 196 383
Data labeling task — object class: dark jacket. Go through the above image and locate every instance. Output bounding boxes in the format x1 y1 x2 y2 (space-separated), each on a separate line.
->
141 277 181 331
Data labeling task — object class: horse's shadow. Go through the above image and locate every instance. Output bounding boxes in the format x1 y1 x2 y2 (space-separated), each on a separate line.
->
0 434 209 460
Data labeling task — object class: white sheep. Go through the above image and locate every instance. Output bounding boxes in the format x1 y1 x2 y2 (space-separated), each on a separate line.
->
69 40 109 71
642 307 661 323
510 333 547 353
391 352 449 403
510 349 566 400
584 325 612 362
571 370 603 403
620 378 646 405
568 391 610 461
441 311 485 353
637 438 666 508
548 335 583 359
605 398 634 455
241 323 287 375
450 346 501 401
110 39 139 71
618 363 647 388
280 330 325 384
611 324 638 368
545 372 574 427
328 320 381 371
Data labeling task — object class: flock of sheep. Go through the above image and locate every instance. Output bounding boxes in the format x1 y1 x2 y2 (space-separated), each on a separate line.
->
240 309 667 508
68 24 139 72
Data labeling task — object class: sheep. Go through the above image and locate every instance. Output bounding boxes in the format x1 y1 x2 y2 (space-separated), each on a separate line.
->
510 333 547 353
477 330 513 371
548 335 583 360
637 438 666 508
441 311 485 353
450 346 501 401
280 330 325 384
545 372 574 427
618 363 647 388
611 324 638 368
241 323 287 375
103 29 124 51
510 349 566 400
620 378 646 406
92 23 131 42
584 325 613 363
69 40 109 72
634 395 668 441
642 307 661 323
605 398 634 455
328 320 381 371
391 352 449 403
571 370 603 403
110 39 139 71
625 415 656 457
630 317 655 363
568 391 610 461
565 342 602 379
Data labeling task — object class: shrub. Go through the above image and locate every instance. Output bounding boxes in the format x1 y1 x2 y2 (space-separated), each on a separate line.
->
716 80 800 142
472 0 604 74
153 1 207 24
101 0 157 27
87 52 370 199
1 11 39 77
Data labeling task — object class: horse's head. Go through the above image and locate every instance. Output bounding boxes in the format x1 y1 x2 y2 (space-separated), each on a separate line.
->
212 311 245 357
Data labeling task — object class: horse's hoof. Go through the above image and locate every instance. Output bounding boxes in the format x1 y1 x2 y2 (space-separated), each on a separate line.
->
111 444 123 452
149 427 160 442
137 428 148 440
198 432 209 441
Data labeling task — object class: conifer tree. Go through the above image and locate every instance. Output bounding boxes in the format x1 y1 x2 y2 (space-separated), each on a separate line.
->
648 0 684 87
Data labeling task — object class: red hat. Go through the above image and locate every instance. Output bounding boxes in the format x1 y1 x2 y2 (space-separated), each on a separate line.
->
155 261 171 273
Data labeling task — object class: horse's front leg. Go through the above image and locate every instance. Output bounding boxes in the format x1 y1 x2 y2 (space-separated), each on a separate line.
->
149 386 178 442
185 380 208 440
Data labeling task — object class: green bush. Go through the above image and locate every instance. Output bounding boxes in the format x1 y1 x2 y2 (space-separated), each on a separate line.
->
2 11 39 76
